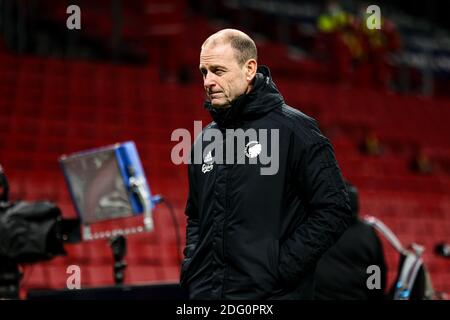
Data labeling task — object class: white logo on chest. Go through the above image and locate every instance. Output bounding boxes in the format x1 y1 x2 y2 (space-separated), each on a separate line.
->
202 151 214 173
245 141 262 159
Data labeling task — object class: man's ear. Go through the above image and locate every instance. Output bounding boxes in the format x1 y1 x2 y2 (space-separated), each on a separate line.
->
245 59 257 81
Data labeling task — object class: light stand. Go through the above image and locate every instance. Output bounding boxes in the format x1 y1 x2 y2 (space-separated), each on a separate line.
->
110 235 127 285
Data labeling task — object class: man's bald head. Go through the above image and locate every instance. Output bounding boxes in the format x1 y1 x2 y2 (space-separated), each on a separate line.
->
200 29 258 108
202 29 257 67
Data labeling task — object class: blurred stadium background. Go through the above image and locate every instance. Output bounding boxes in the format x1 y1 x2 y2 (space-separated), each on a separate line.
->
0 0 449 298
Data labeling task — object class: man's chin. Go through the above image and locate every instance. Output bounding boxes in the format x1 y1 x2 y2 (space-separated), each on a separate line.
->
210 99 231 109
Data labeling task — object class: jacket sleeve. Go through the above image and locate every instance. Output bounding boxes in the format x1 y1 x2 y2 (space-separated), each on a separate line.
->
278 133 352 286
180 162 200 287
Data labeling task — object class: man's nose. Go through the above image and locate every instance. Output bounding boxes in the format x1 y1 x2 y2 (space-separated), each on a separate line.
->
203 73 216 89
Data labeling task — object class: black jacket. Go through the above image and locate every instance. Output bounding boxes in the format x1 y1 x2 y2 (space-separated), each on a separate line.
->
180 66 351 299
314 218 387 300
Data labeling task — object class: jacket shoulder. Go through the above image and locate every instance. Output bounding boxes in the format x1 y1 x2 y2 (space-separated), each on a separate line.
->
270 104 328 145
192 121 216 146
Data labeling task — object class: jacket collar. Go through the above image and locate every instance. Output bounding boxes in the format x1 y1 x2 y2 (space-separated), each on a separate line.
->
204 65 284 128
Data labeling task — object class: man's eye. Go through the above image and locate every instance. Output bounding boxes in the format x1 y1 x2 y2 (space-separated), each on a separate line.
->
215 70 224 75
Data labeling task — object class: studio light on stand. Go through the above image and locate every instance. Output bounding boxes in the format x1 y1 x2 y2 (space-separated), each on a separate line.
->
60 141 161 286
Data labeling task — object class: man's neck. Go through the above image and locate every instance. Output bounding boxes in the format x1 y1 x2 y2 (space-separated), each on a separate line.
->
246 83 253 94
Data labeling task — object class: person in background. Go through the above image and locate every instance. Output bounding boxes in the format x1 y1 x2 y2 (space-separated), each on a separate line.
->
315 181 387 300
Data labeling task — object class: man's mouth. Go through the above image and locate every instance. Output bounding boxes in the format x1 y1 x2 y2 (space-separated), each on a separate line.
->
209 92 222 98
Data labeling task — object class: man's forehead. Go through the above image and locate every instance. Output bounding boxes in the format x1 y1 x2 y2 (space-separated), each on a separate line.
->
200 43 235 64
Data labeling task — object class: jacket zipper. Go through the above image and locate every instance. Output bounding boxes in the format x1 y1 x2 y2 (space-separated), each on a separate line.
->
221 133 231 299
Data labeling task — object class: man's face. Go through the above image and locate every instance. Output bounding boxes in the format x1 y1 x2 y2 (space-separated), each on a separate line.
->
199 43 250 108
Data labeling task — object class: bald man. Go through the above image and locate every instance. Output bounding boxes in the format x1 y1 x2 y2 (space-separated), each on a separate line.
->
180 29 351 299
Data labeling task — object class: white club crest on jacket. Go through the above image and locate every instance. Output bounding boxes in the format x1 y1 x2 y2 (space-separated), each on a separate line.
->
245 141 262 158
